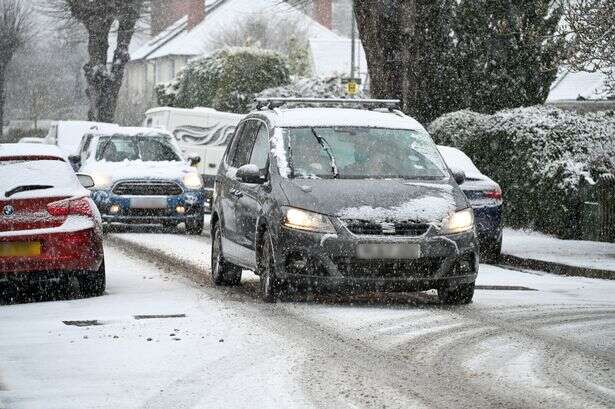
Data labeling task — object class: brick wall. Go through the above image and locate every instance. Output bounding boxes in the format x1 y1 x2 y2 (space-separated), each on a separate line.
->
150 0 205 36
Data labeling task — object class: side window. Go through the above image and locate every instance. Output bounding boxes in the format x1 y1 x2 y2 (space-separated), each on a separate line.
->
225 122 244 166
80 135 93 162
249 123 269 171
231 120 259 168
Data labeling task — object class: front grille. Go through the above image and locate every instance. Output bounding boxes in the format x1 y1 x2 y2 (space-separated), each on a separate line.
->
113 181 183 196
343 219 430 236
336 257 443 278
124 208 171 217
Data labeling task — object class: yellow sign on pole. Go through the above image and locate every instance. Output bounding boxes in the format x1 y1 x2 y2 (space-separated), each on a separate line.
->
346 81 359 95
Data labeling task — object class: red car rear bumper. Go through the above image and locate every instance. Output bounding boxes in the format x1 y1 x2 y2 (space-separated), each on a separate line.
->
0 228 103 274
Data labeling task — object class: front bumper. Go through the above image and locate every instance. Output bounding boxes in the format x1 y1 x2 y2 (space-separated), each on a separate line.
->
91 189 205 225
272 224 479 292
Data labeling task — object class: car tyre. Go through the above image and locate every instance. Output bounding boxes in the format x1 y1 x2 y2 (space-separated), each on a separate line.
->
481 238 502 264
438 281 475 305
186 216 204 235
211 223 242 286
258 230 281 303
81 262 106 297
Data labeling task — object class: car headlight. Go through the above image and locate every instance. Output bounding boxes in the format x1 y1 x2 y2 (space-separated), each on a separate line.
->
442 208 474 234
183 172 203 189
283 207 336 234
91 172 112 189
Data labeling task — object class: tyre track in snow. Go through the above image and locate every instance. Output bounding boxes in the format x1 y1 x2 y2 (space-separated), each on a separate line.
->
107 233 615 409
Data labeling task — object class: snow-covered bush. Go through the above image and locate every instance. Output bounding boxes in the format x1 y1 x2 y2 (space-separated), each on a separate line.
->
429 106 615 238
156 47 291 114
428 110 489 147
255 76 369 108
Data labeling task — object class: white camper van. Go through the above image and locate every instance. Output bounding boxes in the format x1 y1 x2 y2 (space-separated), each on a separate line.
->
45 121 120 156
143 107 243 193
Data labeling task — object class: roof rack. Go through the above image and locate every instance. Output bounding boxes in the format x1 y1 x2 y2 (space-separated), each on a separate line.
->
254 97 401 110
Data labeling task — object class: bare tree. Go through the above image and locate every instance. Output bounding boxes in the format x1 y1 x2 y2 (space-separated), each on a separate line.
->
0 0 31 136
564 0 615 90
47 0 147 123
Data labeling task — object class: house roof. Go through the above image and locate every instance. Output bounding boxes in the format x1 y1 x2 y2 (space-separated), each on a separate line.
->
547 69 612 102
309 38 368 80
131 0 343 62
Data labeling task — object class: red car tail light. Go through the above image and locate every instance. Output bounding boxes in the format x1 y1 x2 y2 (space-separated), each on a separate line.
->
47 197 94 218
484 187 503 201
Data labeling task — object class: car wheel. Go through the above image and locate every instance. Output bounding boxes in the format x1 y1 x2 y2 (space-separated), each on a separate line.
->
481 238 502 264
186 216 204 235
258 230 281 303
81 262 106 297
438 281 475 305
211 223 242 286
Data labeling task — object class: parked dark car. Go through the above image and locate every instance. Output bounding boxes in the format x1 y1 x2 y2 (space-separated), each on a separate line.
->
438 146 503 262
0 144 105 302
210 98 479 304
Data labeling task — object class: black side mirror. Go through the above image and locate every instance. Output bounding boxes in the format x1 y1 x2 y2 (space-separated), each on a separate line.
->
236 164 263 184
188 154 201 167
68 155 81 171
76 173 95 189
452 169 466 185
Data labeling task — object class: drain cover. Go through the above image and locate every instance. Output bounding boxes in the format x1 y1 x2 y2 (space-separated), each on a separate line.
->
475 285 537 291
63 320 103 327
133 314 186 320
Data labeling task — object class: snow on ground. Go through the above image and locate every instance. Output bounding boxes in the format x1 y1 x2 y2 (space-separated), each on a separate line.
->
2 229 614 408
106 231 615 408
503 228 615 271
0 244 307 409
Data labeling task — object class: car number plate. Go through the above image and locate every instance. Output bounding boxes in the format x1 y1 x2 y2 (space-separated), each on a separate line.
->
356 243 421 260
0 242 42 257
130 197 168 209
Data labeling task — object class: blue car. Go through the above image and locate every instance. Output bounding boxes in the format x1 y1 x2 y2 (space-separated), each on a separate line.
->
73 128 206 234
438 146 503 262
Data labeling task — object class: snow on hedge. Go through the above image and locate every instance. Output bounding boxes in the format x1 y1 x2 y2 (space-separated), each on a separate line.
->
155 46 290 114
428 105 615 238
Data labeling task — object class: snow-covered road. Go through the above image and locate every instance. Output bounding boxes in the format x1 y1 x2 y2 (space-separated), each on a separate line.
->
1 229 614 409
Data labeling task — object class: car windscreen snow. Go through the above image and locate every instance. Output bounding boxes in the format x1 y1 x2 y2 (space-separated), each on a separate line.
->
0 159 81 198
283 127 448 180
95 135 182 162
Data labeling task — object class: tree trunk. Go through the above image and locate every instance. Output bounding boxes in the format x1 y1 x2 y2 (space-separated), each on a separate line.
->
83 18 114 122
0 64 5 138
81 3 141 123
354 0 418 114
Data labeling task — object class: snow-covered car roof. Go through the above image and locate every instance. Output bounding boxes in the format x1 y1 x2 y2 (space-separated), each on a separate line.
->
87 126 173 137
55 121 120 156
437 145 484 180
264 108 425 130
0 143 67 160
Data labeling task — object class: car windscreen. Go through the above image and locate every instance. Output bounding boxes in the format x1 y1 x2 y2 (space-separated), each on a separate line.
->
283 127 448 180
95 135 182 162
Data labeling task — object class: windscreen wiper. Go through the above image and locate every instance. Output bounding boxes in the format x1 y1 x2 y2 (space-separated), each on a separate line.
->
310 128 339 178
4 185 54 198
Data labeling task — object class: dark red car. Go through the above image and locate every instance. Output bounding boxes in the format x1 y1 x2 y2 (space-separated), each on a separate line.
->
0 144 105 301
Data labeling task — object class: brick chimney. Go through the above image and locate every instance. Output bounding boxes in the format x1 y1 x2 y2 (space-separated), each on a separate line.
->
313 0 333 30
150 0 205 37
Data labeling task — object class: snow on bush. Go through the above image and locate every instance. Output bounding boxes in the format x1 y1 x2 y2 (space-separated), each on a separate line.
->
428 105 615 238
155 46 291 114
255 76 369 108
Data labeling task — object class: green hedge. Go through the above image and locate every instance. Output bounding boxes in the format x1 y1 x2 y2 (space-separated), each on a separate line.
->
429 106 615 238
155 47 291 114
